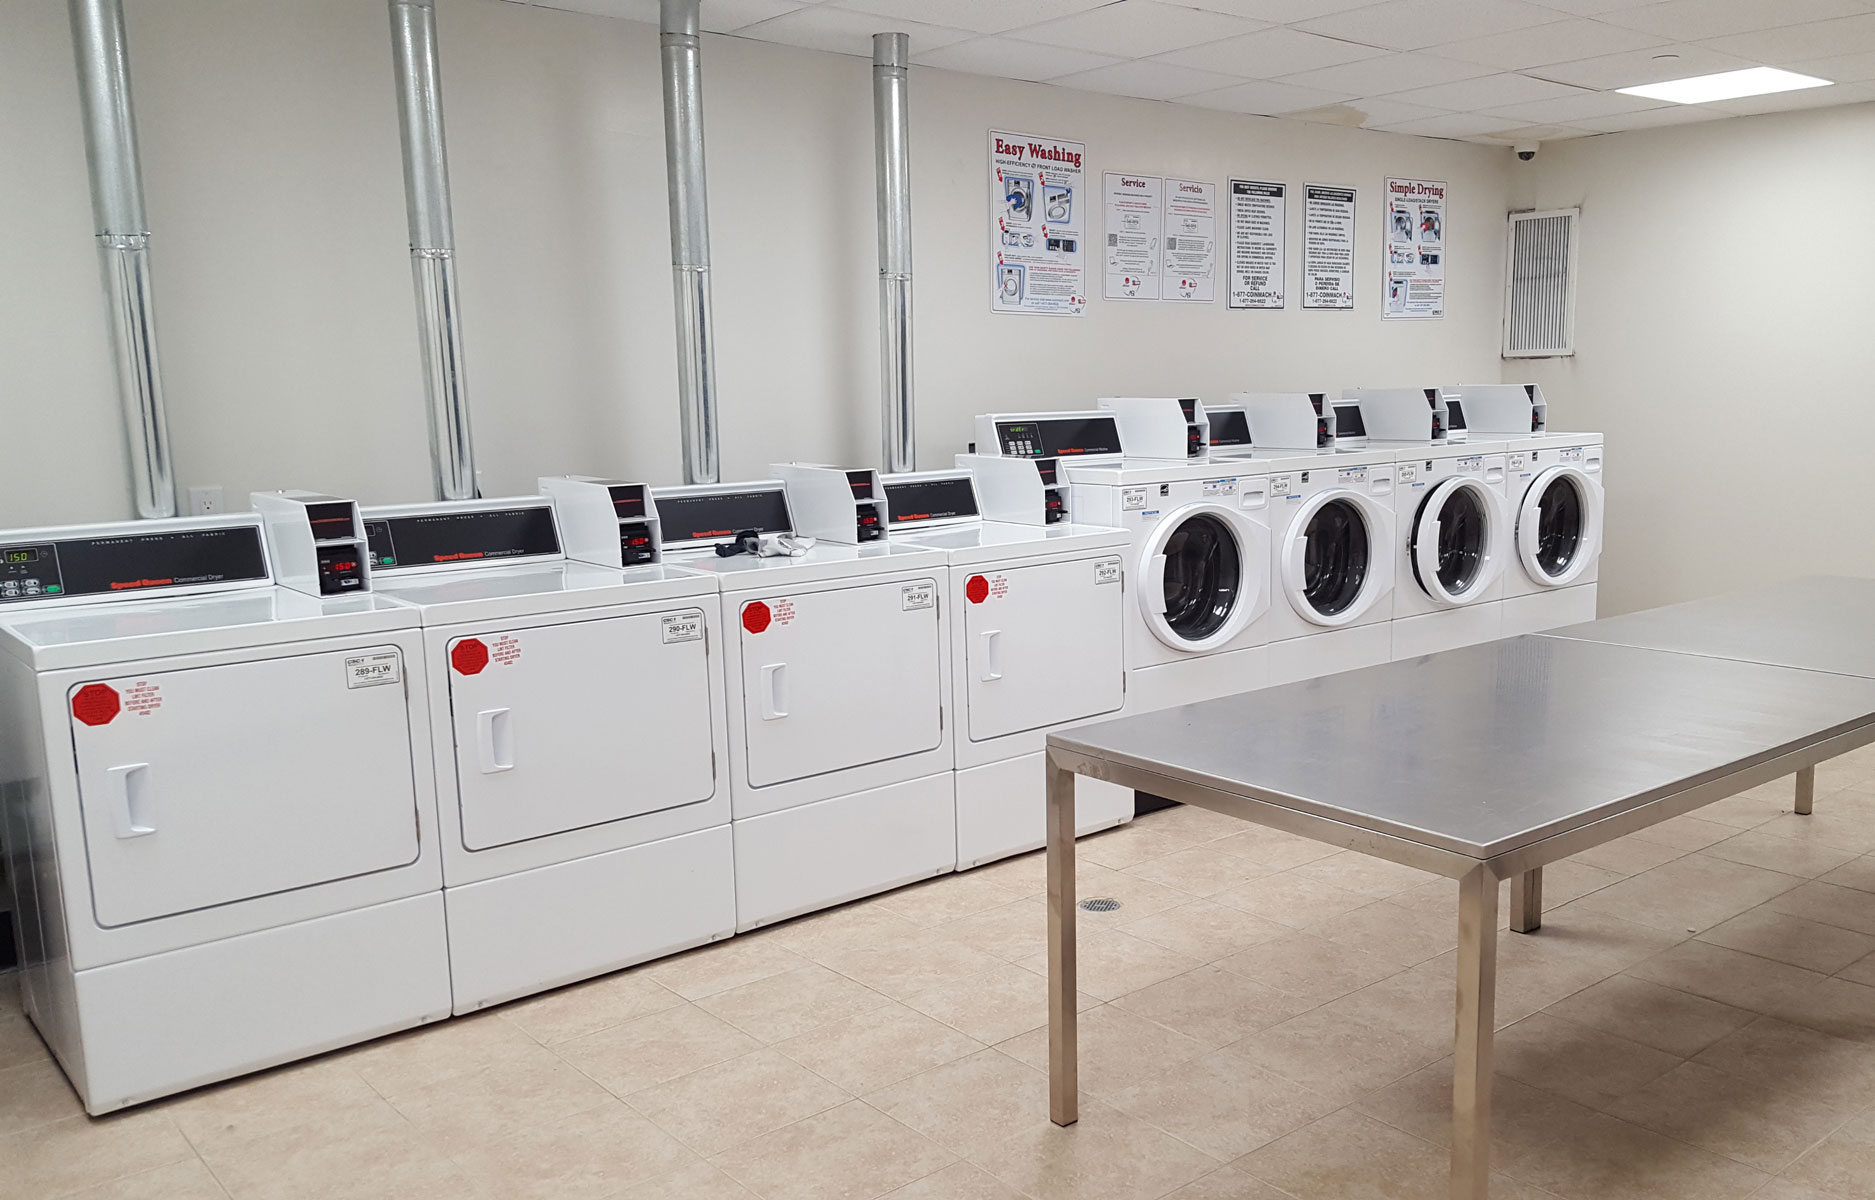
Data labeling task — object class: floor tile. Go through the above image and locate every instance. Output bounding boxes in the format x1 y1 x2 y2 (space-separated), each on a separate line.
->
1079 822 1208 871
1208 827 1343 871
165 1057 384 1154
1633 815 1743 853
867 1049 1050 1159
1504 1110 1768 1200
555 1003 761 1097
1293 850 1441 898
1691 1016 1875 1109
882 1161 1025 1199
1214 932 1403 1004
344 1011 537 1100
1105 1050 1340 1160
1703 831 1861 879
822 932 1010 1002
1628 941 1875 1041
1602 1060 1854 1173
1308 899 1458 969
777 1002 985 1095
1698 908 1875 974
60 1158 232 1200
1066 864 1199 922
901 961 1097 1046
1235 1108 1451 1200
1019 928 1201 1001
1782 1106 1875 1197
1158 1164 1293 1199
931 899 1050 964
1542 974 1755 1058
1567 854 1803 935
1314 962 1469 1061
1210 870 1372 929
1109 965 1315 1051
999 1004 1207 1099
0 1057 82 1136
1568 833 1687 877
497 969 685 1044
1118 898 1291 962
1769 879 1875 936
646 936 809 1000
1491 1012 1683 1109
612 1158 758 1199
1122 846 1274 897
1352 1059 1600 1167
1223 1007 1443 1104
1697 792 1793 829
713 1099 956 1200
697 963 891 1044
0 1107 197 1200
764 903 929 962
965 1098 1219 1200
385 1042 616 1156
627 1048 848 1155
196 1100 477 1200
1756 812 1875 856
446 1098 696 1198
1139 804 1254 844
0 1013 48 1071
874 873 1026 928
1818 854 1875 894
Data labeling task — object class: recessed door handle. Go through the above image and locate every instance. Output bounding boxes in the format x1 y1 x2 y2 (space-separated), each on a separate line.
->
760 663 789 720
477 708 514 774
980 630 1004 682
108 763 155 838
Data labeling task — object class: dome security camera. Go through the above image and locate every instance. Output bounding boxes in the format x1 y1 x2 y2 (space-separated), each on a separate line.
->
1515 143 1539 162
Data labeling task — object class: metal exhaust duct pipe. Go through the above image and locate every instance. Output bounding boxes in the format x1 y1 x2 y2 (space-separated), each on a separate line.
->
69 0 176 519
873 33 915 474
660 0 720 485
389 0 477 501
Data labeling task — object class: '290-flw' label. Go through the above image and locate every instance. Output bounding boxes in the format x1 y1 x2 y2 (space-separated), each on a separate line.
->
662 612 704 643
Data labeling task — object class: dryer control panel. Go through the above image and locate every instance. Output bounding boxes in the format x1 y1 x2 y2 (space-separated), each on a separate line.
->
772 464 886 544
251 492 372 597
954 454 1070 526
538 477 664 568
1343 387 1446 443
1443 383 1547 436
1233 392 1334 450
1099 396 1208 460
973 411 1124 462
0 519 271 605
360 500 563 573
882 471 981 530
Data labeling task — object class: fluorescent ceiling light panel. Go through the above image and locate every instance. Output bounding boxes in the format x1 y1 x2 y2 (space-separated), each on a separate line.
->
1618 66 1831 103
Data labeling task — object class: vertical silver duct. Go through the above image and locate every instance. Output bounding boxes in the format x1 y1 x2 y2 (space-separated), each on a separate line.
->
873 33 915 474
389 0 477 501
660 0 720 485
69 0 176 519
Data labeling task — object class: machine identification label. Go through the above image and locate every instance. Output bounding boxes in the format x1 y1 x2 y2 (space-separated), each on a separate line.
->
662 612 703 643
902 581 936 611
345 652 401 689
1095 560 1120 585
1121 487 1148 511
1202 478 1238 497
1339 467 1369 484
1459 456 1481 473
1398 463 1418 483
1270 475 1292 496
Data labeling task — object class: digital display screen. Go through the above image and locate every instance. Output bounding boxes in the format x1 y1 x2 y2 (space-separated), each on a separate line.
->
374 506 560 567
1207 410 1251 448
54 526 268 598
5 549 36 564
608 485 647 519
996 417 1123 459
885 477 979 524
1445 399 1466 430
1334 404 1366 437
655 488 793 542
305 501 356 542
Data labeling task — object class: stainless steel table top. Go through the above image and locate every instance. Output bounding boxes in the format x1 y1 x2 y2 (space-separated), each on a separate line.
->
1543 575 1875 680
1048 635 1875 860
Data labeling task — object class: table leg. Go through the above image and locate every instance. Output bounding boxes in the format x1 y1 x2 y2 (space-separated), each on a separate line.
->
1795 765 1816 816
1046 757 1078 1127
1453 864 1498 1200
1509 868 1542 934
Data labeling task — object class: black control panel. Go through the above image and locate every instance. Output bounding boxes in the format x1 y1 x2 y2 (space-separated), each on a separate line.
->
1208 410 1251 449
995 416 1123 459
1334 403 1366 438
885 477 979 525
1445 399 1467 433
315 544 366 594
655 488 793 543
0 525 269 604
364 505 561 569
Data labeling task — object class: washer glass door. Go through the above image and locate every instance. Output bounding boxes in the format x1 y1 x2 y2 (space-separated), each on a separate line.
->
1411 478 1493 604
1517 465 1599 587
1301 497 1369 617
1159 512 1240 640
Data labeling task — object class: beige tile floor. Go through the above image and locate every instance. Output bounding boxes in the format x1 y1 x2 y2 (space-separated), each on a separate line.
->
9 748 1875 1198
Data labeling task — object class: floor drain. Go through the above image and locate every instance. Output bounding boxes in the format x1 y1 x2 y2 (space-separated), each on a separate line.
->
1079 898 1121 912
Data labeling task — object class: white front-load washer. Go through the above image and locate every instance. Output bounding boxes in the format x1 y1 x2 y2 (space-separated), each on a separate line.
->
1500 433 1605 634
1387 440 1512 659
0 510 450 1112
359 494 735 1012
881 468 1132 868
1262 446 1399 686
653 478 955 930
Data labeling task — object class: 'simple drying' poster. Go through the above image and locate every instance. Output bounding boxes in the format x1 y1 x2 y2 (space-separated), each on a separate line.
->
989 130 1086 316
1384 177 1446 319
1227 179 1285 310
1302 184 1356 310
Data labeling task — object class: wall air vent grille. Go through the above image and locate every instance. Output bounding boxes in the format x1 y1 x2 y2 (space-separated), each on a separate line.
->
1502 208 1579 359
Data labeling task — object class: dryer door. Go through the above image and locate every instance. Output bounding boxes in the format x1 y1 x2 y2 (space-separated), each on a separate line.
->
738 578 943 787
1409 476 1504 607
1517 466 1602 587
1281 490 1388 627
447 609 718 851
962 555 1124 742
1137 504 1270 653
72 646 421 928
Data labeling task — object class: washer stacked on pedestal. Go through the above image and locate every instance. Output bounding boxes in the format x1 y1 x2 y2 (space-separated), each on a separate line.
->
360 490 734 1012
654 473 955 930
880 466 1131 868
0 504 450 1112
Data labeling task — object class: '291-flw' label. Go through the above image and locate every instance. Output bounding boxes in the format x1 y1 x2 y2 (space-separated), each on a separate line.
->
902 581 936 611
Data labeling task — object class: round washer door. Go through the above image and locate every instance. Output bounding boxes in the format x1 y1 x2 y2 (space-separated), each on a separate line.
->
1138 503 1267 652
1281 489 1388 627
1409 476 1504 607
1517 465 1602 587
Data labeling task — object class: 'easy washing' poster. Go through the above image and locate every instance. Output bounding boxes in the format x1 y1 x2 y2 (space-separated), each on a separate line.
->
1384 177 1446 319
990 130 1086 316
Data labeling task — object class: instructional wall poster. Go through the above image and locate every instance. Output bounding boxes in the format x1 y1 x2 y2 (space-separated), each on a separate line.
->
989 130 1086 316
1302 184 1356 310
1384 177 1446 319
1103 172 1162 301
1160 178 1216 303
1227 179 1286 309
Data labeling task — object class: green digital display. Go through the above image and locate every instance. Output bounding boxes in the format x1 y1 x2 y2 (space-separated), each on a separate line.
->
5 549 36 564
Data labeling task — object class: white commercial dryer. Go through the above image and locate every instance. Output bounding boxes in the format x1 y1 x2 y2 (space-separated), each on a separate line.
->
0 508 450 1113
881 467 1131 868
654 473 954 930
357 491 734 1012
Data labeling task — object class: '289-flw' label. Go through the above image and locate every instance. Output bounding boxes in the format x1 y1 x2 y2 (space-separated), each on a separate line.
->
345 651 401 689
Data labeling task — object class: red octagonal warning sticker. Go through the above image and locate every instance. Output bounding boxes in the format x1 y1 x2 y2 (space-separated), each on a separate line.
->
72 683 120 726
965 575 990 604
451 638 490 675
742 601 772 634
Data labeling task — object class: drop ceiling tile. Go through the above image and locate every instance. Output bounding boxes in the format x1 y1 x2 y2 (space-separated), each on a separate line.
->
1598 0 1869 42
1175 0 1387 21
1790 50 1875 82
1707 76 1875 113
1484 88 1669 121
1287 97 1457 126
1527 0 1667 12
1384 70 1586 108
1375 111 1526 137
1297 0 1563 53
1432 17 1667 69
1524 42 1754 87
1010 1 1269 58
911 35 1125 80
701 0 806 33
1051 58 1247 100
738 5 973 56
1154 27 1391 78
1697 14 1875 66
1572 103 1735 130
833 0 1112 37
530 0 660 22
1283 51 1497 94
1179 78 1361 114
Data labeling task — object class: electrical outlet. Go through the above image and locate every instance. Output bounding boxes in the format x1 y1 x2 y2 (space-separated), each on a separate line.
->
188 486 224 515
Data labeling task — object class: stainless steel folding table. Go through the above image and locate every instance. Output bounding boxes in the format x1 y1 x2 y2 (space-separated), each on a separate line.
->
1043 635 1875 1200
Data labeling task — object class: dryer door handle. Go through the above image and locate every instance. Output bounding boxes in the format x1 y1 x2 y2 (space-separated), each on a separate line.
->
979 629 1004 682
760 663 789 720
476 708 514 774
108 763 156 838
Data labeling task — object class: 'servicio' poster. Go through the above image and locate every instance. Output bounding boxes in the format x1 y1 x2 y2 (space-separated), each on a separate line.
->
1384 177 1445 319
1103 173 1161 301
990 131 1086 316
1302 184 1356 310
1160 178 1216 303
1228 179 1285 310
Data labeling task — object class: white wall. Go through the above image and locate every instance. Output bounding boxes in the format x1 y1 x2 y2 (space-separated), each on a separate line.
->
1 0 1512 526
1508 102 1875 616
